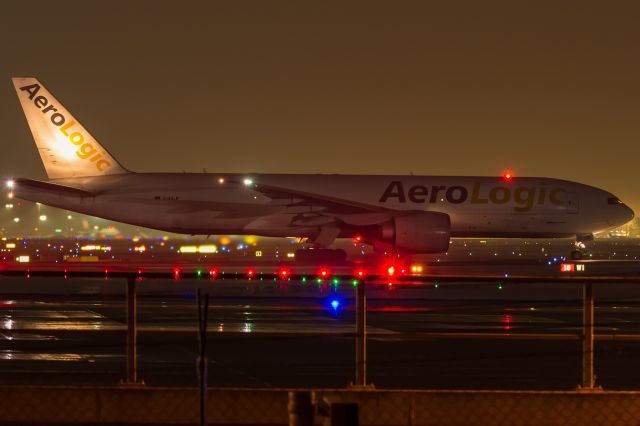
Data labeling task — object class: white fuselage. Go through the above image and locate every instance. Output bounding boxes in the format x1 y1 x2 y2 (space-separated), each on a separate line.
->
15 173 634 241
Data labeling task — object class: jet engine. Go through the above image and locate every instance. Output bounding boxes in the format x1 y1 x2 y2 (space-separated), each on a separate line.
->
377 211 451 253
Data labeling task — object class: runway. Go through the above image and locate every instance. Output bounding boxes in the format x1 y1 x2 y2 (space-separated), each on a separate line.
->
1 278 640 390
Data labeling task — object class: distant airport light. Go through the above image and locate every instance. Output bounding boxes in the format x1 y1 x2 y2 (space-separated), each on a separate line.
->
286 252 295 258
179 245 198 253
387 265 395 277
16 255 30 263
411 265 424 274
198 244 218 253
218 177 225 184
502 171 514 182
243 178 254 186
7 192 13 199
39 215 47 221
5 243 16 249
13 217 19 223
6 180 14 189
67 215 73 220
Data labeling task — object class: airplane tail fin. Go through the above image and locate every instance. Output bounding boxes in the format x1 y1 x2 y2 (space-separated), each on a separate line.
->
12 77 129 180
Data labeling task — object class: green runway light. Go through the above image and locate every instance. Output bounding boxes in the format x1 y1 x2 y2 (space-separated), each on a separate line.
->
332 278 339 285
352 280 358 287
301 277 307 283
196 270 202 278
316 278 322 284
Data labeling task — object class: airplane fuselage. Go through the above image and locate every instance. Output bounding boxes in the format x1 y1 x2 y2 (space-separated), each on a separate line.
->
15 173 634 241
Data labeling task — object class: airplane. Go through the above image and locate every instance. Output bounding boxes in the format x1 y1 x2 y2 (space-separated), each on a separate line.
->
7 77 635 261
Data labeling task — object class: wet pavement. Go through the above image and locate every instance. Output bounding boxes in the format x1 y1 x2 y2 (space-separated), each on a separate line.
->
0 278 640 389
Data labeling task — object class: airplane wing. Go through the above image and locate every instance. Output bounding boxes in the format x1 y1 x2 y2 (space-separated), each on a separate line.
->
235 179 395 226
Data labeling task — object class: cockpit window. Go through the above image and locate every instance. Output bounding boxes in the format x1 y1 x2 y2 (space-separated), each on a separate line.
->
608 197 623 205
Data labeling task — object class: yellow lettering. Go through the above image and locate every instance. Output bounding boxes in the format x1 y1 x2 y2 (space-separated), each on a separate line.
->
59 120 76 136
96 159 111 171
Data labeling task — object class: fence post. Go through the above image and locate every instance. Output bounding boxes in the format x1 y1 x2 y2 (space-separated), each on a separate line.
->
197 290 210 426
355 280 367 387
581 282 595 389
125 274 138 384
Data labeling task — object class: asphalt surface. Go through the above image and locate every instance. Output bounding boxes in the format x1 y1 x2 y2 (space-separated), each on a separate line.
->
1 276 640 390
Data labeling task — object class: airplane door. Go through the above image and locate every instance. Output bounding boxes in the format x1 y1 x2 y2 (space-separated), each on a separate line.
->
566 193 579 214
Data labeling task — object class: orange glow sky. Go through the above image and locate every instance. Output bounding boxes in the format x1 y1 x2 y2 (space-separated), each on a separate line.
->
1 1 639 210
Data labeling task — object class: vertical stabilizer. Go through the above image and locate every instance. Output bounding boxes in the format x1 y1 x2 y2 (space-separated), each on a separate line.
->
12 77 129 179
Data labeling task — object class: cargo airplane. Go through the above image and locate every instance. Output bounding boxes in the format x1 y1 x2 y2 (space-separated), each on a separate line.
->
8 78 634 260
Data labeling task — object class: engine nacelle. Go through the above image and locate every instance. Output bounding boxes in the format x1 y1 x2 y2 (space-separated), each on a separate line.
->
378 212 451 253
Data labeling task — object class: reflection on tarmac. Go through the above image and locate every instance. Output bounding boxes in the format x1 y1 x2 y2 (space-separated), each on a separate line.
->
1 279 640 389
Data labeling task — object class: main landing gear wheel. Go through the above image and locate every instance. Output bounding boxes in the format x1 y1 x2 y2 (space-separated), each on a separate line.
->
294 249 347 264
570 250 583 260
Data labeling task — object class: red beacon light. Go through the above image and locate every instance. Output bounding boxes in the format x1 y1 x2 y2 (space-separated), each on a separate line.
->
246 268 256 278
387 265 395 277
319 268 330 279
353 235 363 243
502 171 514 182
356 270 365 278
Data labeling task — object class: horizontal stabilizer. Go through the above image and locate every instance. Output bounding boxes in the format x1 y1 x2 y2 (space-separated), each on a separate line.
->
14 178 95 198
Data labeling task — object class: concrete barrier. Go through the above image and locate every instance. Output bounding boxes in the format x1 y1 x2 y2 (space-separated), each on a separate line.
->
0 386 639 425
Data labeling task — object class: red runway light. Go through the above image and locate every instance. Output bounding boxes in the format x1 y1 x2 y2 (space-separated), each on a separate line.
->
356 270 365 278
209 268 218 278
247 269 255 277
354 235 363 243
502 171 514 182
279 268 290 278
319 268 329 279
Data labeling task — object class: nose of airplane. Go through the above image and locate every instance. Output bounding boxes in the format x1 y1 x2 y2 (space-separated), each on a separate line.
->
623 204 635 223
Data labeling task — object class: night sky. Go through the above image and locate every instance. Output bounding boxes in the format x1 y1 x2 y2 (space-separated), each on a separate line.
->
2 1 639 210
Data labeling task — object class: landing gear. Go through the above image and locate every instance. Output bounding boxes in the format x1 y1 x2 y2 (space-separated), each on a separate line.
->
294 248 347 264
570 238 589 260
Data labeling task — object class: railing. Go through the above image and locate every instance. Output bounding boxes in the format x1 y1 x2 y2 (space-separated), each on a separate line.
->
0 266 637 390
